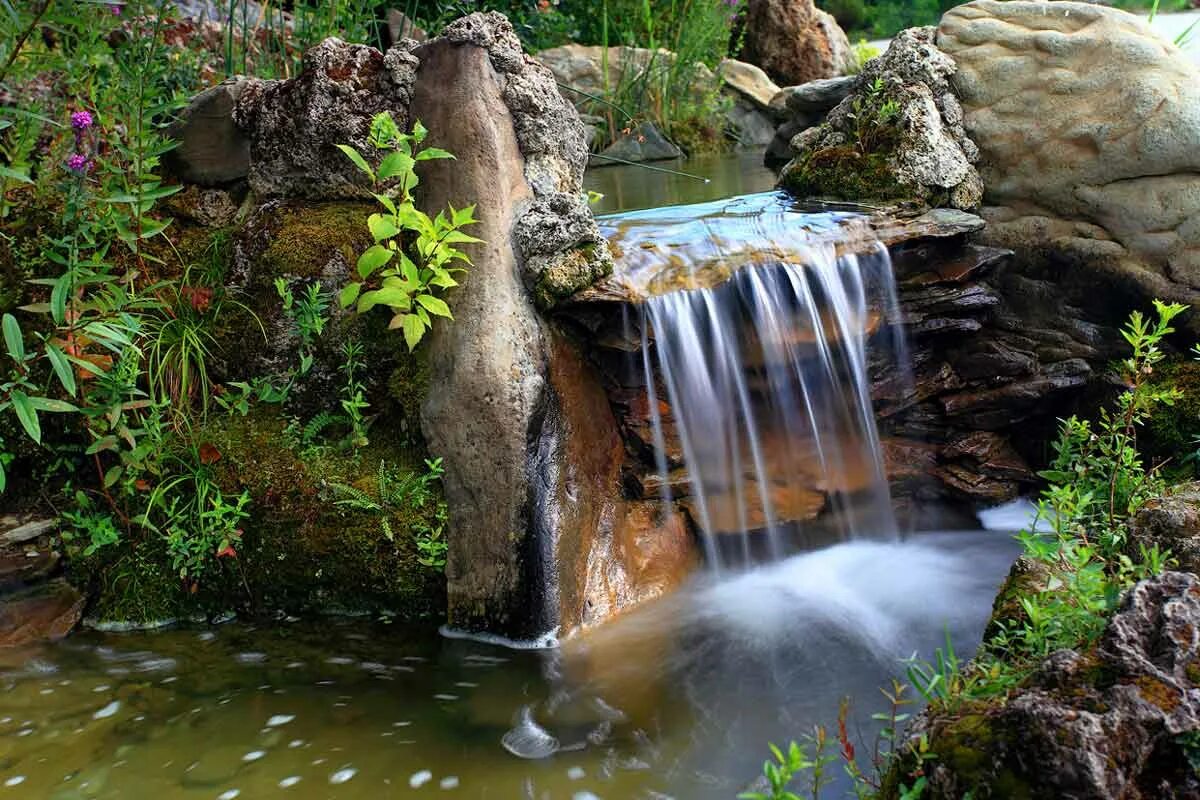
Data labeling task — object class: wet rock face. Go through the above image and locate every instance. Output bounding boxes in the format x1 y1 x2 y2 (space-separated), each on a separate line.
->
737 0 853 87
938 0 1200 312
777 27 983 210
232 37 419 198
917 572 1200 799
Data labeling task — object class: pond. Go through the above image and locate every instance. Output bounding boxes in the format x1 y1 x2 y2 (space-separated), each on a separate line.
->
583 151 778 214
0 530 1019 799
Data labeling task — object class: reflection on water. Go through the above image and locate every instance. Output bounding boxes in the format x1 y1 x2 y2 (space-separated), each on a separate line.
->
0 532 1017 799
583 151 777 214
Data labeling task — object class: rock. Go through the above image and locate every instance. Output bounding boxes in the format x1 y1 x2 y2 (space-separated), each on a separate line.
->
1129 484 1200 574
412 31 552 638
0 550 60 590
514 192 612 309
777 27 983 210
0 515 55 545
737 0 854 87
412 13 623 637
719 58 781 112
537 44 714 107
937 0 1200 311
771 75 856 115
915 571 1200 799
0 578 84 647
593 122 682 165
232 37 419 199
164 78 252 187
162 184 242 227
726 99 778 147
385 9 426 45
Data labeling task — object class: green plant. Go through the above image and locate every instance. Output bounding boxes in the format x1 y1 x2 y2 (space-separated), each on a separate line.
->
328 457 447 567
60 491 122 556
337 113 479 350
339 340 370 449
848 39 881 74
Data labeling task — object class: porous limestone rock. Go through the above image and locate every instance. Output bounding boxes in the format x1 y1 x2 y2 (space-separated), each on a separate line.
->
1129 484 1200 575
232 37 419 198
737 0 854 87
777 27 982 210
937 0 1200 311
514 192 613 310
912 571 1200 799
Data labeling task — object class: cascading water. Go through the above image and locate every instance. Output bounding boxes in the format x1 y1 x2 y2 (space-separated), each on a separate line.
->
602 192 910 570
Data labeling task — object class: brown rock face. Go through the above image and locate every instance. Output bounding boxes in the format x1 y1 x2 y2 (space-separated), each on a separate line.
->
738 0 853 87
1129 484 1200 574
0 579 84 648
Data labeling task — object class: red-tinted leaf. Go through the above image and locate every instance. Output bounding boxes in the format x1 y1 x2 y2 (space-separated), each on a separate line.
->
199 443 222 465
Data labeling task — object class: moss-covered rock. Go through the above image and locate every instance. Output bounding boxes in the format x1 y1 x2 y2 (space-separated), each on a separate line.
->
71 408 445 626
1147 359 1200 474
204 409 445 617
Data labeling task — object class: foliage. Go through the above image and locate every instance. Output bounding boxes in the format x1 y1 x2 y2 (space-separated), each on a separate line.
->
328 457 449 569
744 682 933 800
904 301 1187 711
337 112 479 351
848 39 881 75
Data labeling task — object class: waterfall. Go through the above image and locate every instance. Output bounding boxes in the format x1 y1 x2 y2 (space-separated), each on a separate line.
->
603 192 909 571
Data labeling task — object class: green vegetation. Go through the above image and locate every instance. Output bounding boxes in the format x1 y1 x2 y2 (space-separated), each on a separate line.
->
750 301 1197 798
0 1 467 625
336 112 479 351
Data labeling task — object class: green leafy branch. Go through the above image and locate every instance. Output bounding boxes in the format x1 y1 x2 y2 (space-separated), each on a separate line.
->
336 113 481 350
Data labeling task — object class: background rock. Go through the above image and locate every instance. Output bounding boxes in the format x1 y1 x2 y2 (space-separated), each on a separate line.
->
777 27 983 210
1129 484 1200 574
938 0 1200 314
165 79 252 186
737 0 854 86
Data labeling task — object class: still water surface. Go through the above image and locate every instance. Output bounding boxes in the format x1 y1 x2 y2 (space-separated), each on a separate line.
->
0 532 1017 799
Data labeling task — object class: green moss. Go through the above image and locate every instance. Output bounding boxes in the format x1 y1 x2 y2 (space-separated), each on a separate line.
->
531 243 613 309
1147 359 1200 474
258 202 372 279
203 409 445 617
780 145 911 203
388 347 431 430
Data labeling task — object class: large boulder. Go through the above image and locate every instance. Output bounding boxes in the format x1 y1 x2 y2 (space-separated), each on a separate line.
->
737 0 854 87
411 13 645 638
777 27 983 210
937 0 1200 312
231 37 420 198
912 571 1200 799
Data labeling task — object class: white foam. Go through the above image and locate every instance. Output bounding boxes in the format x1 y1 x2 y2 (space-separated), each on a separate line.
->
439 625 559 651
978 498 1053 533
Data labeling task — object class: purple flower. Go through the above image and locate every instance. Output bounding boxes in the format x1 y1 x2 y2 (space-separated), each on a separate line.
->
66 153 89 172
70 111 93 131
108 3 122 14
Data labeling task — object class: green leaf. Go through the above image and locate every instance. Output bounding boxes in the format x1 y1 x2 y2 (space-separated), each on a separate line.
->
415 147 455 161
44 344 77 397
402 314 425 351
377 150 416 182
104 465 123 488
367 214 401 243
10 390 40 443
339 282 362 309
86 436 119 455
2 313 24 362
358 286 414 313
412 120 428 144
357 244 394 279
416 294 452 319
335 144 375 181
0 462 5 494
0 165 32 184
28 397 78 413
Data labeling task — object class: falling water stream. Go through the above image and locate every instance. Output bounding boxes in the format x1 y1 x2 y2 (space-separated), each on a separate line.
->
1 177 1021 799
605 192 910 568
